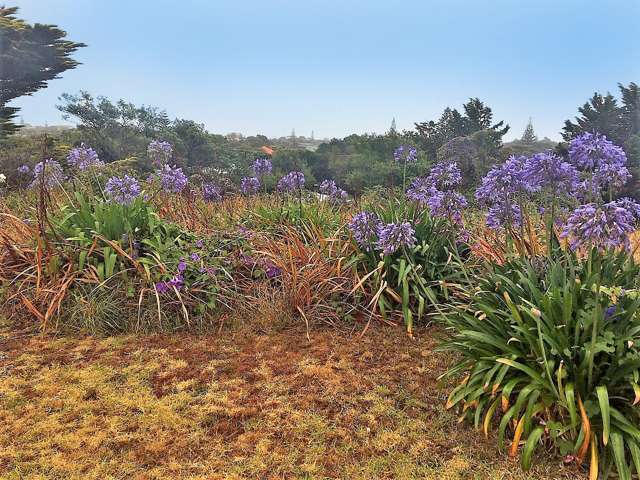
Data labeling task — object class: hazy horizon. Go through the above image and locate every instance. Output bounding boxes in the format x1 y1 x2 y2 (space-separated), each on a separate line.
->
11 0 640 141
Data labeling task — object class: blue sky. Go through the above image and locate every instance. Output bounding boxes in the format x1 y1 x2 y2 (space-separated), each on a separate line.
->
11 0 640 140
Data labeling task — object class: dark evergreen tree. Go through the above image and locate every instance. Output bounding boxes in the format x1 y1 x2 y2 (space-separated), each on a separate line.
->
562 92 623 143
521 118 538 144
0 6 85 138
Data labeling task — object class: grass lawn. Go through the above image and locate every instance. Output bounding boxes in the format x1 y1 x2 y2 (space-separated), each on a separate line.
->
0 322 582 479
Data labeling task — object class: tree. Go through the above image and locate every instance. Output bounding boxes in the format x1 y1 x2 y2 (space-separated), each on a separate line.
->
620 82 640 138
57 91 172 161
0 6 85 138
562 92 623 143
389 117 397 134
563 82 640 198
414 98 509 159
521 118 538 144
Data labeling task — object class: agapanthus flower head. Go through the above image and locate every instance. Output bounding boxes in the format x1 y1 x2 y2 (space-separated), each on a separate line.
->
277 171 305 192
30 159 65 189
377 222 416 255
147 140 173 167
348 211 382 251
561 201 636 251
17 165 30 174
522 151 579 194
202 183 222 202
241 176 260 195
104 175 141 205
425 161 462 190
67 143 103 170
486 202 522 230
591 162 631 190
253 157 272 177
319 179 348 203
568 132 627 170
427 190 468 225
614 197 640 221
475 155 531 206
406 176 437 205
393 145 418 164
157 164 188 193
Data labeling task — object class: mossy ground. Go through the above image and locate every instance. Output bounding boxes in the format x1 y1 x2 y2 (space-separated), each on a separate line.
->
0 321 581 479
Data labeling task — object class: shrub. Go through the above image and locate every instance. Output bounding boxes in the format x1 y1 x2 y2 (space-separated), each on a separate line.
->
441 248 640 478
348 199 468 332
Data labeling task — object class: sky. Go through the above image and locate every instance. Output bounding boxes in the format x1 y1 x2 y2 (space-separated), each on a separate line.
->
10 0 640 141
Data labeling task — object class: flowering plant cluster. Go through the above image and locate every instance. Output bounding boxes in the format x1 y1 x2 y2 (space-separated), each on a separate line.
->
156 164 188 193
17 164 30 174
105 175 141 205
202 183 222 202
319 179 348 203
407 161 467 225
393 145 418 164
348 211 382 252
348 211 416 255
147 140 173 167
241 176 260 195
561 200 638 251
67 143 104 170
472 133 639 251
252 158 272 178
277 171 305 192
30 159 66 189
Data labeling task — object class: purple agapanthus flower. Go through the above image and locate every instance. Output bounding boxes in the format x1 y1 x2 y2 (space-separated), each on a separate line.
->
17 165 30 174
241 176 260 195
348 211 382 251
568 132 627 171
277 171 305 192
522 151 579 195
67 143 103 170
190 253 200 262
253 158 272 178
393 145 418 164
475 155 531 206
148 140 173 167
377 222 416 255
427 190 468 225
591 161 631 191
319 179 348 203
29 159 65 189
202 183 222 202
425 161 462 190
486 203 522 230
104 175 141 205
157 164 188 193
615 197 640 221
561 201 636 251
406 176 436 205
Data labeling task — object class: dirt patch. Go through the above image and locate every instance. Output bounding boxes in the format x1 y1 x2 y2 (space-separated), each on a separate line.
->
0 323 583 479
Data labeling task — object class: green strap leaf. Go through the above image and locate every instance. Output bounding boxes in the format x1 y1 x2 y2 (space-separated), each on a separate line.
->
521 426 545 471
596 386 610 446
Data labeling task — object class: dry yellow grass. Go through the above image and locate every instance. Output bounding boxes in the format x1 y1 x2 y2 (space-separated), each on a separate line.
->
0 322 583 480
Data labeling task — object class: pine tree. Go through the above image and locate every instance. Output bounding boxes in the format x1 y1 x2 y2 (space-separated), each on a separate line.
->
521 118 538 144
389 117 397 133
0 6 85 138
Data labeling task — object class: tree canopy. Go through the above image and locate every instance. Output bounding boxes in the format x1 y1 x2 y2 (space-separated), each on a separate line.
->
413 98 509 159
0 6 85 138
